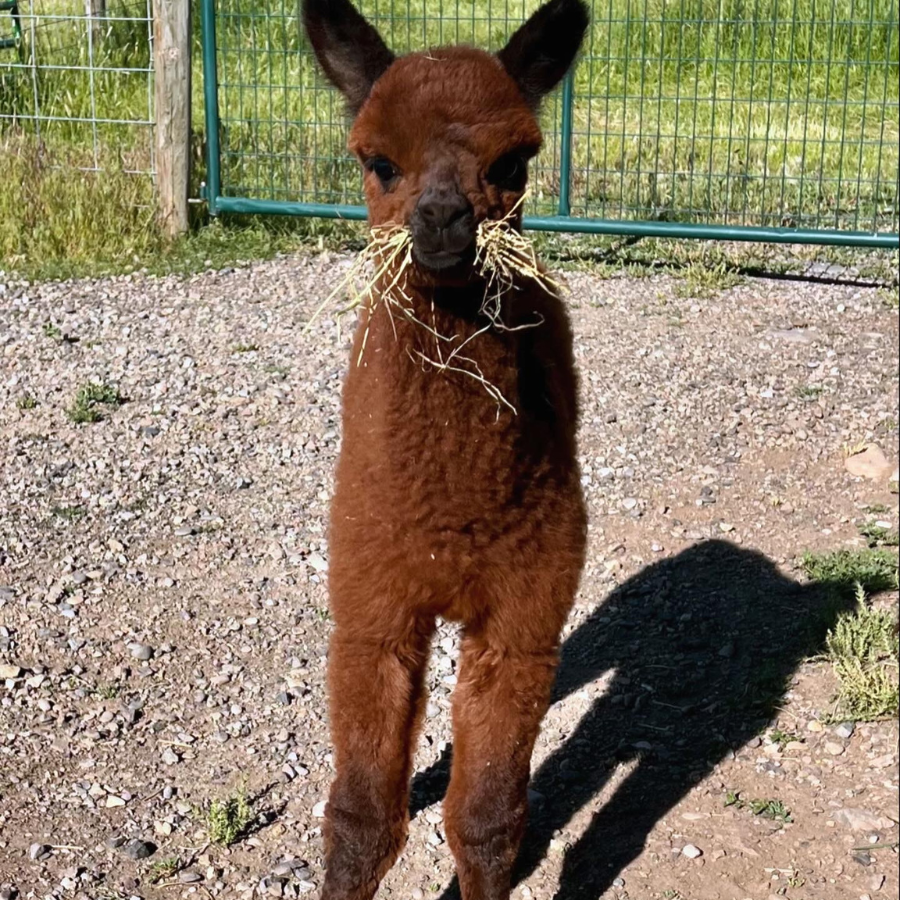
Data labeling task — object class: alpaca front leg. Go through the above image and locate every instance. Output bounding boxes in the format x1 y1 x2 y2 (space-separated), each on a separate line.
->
323 620 434 900
444 634 560 900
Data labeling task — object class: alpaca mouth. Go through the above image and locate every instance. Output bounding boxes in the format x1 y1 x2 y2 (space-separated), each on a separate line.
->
412 243 477 275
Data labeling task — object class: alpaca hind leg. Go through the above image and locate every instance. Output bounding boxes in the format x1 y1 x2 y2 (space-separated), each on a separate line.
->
323 618 434 900
444 633 559 900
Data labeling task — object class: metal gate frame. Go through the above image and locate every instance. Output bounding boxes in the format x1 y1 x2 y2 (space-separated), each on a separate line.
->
200 0 899 250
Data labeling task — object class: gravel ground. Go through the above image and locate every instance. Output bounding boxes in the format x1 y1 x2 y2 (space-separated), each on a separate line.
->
1 254 898 900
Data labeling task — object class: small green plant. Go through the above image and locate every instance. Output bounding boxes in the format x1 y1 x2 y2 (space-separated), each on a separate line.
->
877 286 899 310
863 504 891 515
232 343 261 353
67 382 123 424
802 548 899 595
825 585 899 722
51 505 87 521
675 260 743 299
205 788 254 846
16 394 38 410
858 521 900 548
769 729 801 750
43 321 64 342
148 857 183 884
749 798 793 823
725 791 792 823
97 683 121 700
794 384 825 401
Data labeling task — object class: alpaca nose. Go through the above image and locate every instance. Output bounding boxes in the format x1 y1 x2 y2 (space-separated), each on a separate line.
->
411 185 476 264
416 188 472 229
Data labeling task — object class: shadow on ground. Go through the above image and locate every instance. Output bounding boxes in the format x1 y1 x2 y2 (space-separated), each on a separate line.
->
410 539 850 899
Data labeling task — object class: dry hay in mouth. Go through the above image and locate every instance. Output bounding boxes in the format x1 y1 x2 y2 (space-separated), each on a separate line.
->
305 202 561 414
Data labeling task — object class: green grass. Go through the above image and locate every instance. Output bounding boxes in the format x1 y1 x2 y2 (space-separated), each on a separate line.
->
725 791 793 824
51 504 87 521
675 259 744 298
859 521 900 549
16 393 38 410
825 586 899 721
205 788 255 847
66 381 123 424
769 729 802 750
1 0 897 278
802 548 899 595
148 857 183 884
803 549 899 722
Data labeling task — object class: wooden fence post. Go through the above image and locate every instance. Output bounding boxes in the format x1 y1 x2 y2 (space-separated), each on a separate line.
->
153 0 191 237
85 0 106 41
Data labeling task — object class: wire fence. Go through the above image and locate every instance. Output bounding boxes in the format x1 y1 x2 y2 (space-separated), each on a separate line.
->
0 0 154 178
205 0 900 243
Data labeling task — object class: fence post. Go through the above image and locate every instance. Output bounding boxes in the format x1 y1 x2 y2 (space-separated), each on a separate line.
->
153 0 191 237
557 68 575 217
85 0 106 40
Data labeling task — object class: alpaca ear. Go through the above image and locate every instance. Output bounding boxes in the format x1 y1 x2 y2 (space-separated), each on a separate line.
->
303 0 395 114
498 0 589 108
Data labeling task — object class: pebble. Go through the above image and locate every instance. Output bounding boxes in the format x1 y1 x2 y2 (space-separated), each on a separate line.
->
123 839 157 860
179 871 203 884
412 890 425 900
681 844 703 859
127 642 153 661
0 887 18 900
868 875 886 892
825 741 845 756
833 722 855 739
834 808 885 832
162 747 181 765
0 664 22 680
808 719 825 732
312 801 328 818
28 843 50 862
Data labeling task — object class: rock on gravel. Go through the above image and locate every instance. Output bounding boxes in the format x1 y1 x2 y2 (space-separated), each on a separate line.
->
833 809 886 832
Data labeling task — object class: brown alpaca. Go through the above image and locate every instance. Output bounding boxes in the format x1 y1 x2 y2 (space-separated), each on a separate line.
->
302 1 589 896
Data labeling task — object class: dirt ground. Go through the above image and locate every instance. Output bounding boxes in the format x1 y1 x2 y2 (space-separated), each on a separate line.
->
0 253 898 900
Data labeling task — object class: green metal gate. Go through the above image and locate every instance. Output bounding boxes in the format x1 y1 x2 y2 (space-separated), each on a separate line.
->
201 0 900 248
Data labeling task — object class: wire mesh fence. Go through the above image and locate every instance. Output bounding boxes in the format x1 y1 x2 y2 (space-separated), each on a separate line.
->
0 0 154 178
205 0 900 242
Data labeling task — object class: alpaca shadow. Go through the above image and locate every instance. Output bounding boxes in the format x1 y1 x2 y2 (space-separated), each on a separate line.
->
411 539 851 899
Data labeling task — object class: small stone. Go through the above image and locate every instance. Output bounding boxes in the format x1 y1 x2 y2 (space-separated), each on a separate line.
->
29 843 50 861
0 664 22 680
162 747 181 766
825 741 845 756
105 836 126 850
718 641 736 658
179 872 203 884
834 808 885 832
123 839 156 860
105 795 127 808
868 875 886 892
127 643 153 661
845 445 893 482
312 801 327 819
612 877 625 888
833 722 855 739
681 844 703 859
0 886 19 900
306 553 328 573
808 719 824 732
718 522 735 533
412 890 425 900
869 755 895 769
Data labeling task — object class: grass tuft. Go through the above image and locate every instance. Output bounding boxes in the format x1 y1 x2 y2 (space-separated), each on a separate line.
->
802 548 899 595
66 382 123 424
726 791 793 823
16 394 38 411
858 521 900 548
824 586 899 722
205 788 254 847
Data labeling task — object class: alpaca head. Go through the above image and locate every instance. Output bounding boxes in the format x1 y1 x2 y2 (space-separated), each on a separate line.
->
304 0 589 279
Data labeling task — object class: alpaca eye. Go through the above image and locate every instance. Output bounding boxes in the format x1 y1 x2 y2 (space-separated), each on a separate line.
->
367 156 399 186
487 153 527 190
